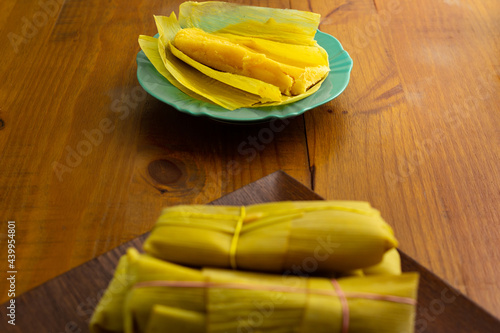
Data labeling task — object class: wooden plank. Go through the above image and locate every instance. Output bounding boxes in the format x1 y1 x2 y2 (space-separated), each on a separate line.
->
1 0 498 324
0 171 498 332
0 0 310 301
293 0 500 317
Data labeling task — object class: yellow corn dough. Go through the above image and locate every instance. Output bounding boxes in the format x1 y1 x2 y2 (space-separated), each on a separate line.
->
173 28 329 96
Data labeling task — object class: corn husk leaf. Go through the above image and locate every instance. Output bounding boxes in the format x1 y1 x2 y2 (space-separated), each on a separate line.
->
155 14 282 103
93 251 418 333
138 34 212 105
143 201 399 274
169 41 282 102
178 1 320 45
145 305 205 333
119 249 205 333
139 15 265 110
89 255 132 333
90 248 205 333
363 247 402 275
139 2 330 110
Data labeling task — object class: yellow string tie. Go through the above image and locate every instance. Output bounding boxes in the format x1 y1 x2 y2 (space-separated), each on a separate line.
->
229 206 246 270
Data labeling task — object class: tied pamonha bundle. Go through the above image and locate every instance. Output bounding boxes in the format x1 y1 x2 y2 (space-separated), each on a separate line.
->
90 201 419 333
143 201 400 274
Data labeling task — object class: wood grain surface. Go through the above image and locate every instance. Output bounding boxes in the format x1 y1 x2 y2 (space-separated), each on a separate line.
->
0 0 498 324
1 171 498 332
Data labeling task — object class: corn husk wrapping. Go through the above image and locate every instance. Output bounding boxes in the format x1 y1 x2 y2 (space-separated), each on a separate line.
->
143 201 399 274
90 249 418 333
178 1 320 44
138 1 330 110
89 255 131 333
363 248 402 275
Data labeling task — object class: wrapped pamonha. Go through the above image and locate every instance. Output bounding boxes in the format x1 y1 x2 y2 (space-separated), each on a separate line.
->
90 201 418 333
138 1 331 110
90 248 418 333
143 201 399 273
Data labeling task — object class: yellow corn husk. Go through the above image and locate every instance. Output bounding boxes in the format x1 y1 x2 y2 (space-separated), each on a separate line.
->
90 248 204 333
138 2 330 110
158 12 283 102
138 34 213 105
173 27 294 95
339 249 402 278
143 201 399 274
338 269 365 278
169 41 282 102
145 305 205 333
173 28 329 96
92 249 418 333
139 15 265 110
363 248 402 275
89 255 131 333
178 1 320 45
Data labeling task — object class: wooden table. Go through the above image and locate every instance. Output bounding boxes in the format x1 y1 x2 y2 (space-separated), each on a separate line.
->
0 0 498 323
2 172 499 332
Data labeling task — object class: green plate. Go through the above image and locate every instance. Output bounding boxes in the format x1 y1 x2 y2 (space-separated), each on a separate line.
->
136 30 353 123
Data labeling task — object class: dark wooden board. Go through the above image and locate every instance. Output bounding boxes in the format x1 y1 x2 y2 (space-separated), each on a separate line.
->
1 171 498 332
